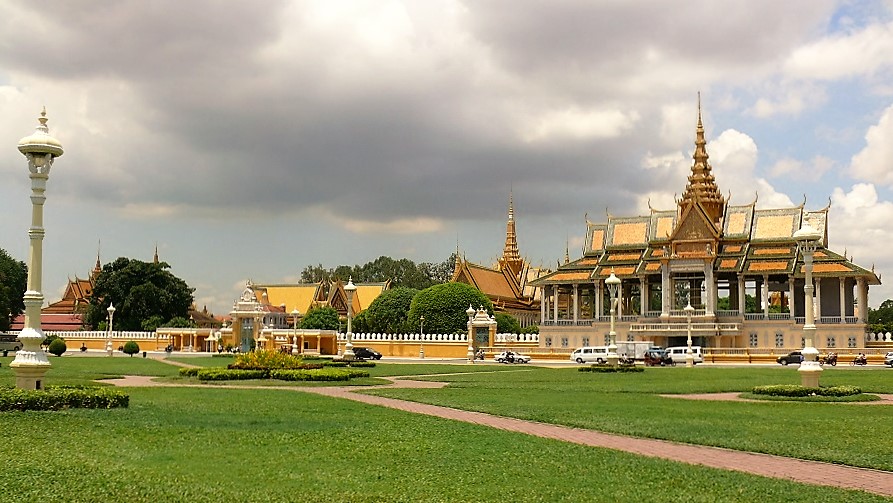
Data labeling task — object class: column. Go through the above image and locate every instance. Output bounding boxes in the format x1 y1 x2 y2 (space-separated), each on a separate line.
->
540 285 547 323
762 276 769 318
594 281 602 320
660 265 670 319
639 276 648 316
839 278 847 320
815 278 822 321
704 266 715 317
788 277 796 319
857 278 868 323
737 274 746 314
553 285 559 321
572 284 579 323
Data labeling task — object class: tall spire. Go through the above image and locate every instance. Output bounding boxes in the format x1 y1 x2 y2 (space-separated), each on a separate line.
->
91 240 102 280
153 243 159 265
500 190 523 276
681 93 725 224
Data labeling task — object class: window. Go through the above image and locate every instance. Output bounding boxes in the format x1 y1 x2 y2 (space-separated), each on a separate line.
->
775 333 784 348
561 337 569 348
545 337 552 348
749 333 758 348
627 334 634 342
826 336 836 348
582 337 590 347
848 336 857 348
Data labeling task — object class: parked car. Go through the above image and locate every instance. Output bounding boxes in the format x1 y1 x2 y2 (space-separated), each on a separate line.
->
569 346 609 364
494 351 530 364
666 346 703 364
352 347 382 360
0 333 22 352
643 349 674 366
885 352 893 367
776 351 803 365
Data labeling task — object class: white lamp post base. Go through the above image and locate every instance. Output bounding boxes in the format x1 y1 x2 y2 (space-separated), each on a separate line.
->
798 361 823 387
9 326 51 390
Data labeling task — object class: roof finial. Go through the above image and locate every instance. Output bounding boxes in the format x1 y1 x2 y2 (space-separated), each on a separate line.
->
153 243 159 264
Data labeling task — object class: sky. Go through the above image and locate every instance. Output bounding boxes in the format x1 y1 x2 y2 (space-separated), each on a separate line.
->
2 0 893 317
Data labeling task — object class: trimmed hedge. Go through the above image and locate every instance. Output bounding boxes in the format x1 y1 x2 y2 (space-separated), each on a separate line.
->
197 369 267 381
752 384 862 397
270 369 353 382
178 367 202 377
0 385 129 412
578 365 644 373
325 359 376 368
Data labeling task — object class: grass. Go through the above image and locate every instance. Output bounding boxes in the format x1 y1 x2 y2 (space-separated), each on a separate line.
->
1 357 892 501
364 366 893 471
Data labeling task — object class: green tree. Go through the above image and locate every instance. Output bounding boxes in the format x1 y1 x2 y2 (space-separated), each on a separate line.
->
300 306 340 330
164 316 195 328
868 299 893 333
365 286 419 333
83 257 194 331
122 341 140 357
0 248 27 332
47 338 67 356
495 312 521 334
298 253 456 291
407 282 493 334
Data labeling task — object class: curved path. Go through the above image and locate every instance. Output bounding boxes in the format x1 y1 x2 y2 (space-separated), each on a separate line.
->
104 375 893 498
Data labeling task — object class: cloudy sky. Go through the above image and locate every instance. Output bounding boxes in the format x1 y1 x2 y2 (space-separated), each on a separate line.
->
2 0 893 316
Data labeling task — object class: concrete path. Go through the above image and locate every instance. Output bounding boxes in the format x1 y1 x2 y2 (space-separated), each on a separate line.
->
104 375 893 498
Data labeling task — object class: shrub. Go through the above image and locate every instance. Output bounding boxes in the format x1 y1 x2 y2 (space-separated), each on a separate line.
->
578 365 644 373
269 368 367 382
179 367 201 377
0 386 129 411
230 350 305 370
197 368 268 381
122 341 140 357
752 384 862 397
47 338 67 357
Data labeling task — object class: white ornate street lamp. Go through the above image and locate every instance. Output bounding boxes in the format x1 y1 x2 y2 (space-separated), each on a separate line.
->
466 305 476 363
684 300 695 368
106 303 116 356
794 223 823 387
605 268 621 366
291 308 300 355
343 277 357 360
419 315 425 359
10 108 63 389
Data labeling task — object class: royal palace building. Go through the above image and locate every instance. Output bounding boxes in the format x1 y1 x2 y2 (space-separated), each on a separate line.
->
531 108 880 352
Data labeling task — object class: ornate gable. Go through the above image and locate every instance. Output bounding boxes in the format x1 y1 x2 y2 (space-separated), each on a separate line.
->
668 201 719 257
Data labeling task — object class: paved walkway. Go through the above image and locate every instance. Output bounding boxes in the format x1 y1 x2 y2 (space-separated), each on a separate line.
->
104 375 893 498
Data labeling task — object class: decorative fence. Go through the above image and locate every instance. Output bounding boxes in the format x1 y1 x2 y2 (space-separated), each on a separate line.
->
866 332 893 343
335 332 540 344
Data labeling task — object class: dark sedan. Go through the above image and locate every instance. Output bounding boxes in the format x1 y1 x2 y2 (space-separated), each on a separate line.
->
776 351 803 365
352 347 382 360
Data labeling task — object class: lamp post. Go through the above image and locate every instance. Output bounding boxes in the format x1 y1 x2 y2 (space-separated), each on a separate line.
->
106 303 116 357
10 108 63 389
291 308 300 355
419 315 425 359
605 268 621 366
343 277 357 361
684 300 695 368
466 305 476 363
794 223 823 387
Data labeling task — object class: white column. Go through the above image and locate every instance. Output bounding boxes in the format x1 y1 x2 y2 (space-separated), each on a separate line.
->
553 285 559 321
540 285 547 323
737 275 746 314
572 284 579 323
594 281 602 320
857 278 868 323
815 278 822 321
839 278 847 320
639 276 648 315
788 277 796 319
704 266 715 317
660 265 670 319
762 276 769 318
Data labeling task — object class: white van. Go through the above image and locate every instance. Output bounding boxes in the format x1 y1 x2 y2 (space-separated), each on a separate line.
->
666 346 703 364
570 346 610 364
0 333 22 352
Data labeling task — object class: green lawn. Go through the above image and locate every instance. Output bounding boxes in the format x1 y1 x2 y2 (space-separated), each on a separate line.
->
1 357 891 501
365 366 893 471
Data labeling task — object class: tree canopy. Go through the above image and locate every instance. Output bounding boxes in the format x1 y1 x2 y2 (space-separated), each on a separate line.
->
84 257 194 331
0 248 27 332
495 312 521 334
300 254 456 290
407 282 493 334
868 299 893 333
365 286 419 333
300 306 340 331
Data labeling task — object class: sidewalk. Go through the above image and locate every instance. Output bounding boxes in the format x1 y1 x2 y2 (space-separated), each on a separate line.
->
106 375 893 498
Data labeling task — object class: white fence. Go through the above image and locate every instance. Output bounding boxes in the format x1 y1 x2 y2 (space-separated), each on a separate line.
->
335 332 539 343
866 332 893 343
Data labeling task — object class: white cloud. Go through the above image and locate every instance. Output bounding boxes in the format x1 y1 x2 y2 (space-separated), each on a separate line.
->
784 21 893 80
850 104 893 187
339 216 445 234
769 155 833 179
748 82 827 118
522 107 640 143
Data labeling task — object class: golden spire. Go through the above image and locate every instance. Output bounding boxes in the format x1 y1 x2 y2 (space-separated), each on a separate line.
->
153 243 159 265
681 93 725 224
501 190 523 276
91 240 102 280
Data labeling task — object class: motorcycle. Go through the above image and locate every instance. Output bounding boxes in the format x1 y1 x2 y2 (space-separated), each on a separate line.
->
851 355 868 366
819 353 837 366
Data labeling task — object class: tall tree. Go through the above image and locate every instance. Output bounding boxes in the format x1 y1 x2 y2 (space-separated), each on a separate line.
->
365 286 419 333
299 253 456 290
84 257 195 331
868 299 893 333
300 306 340 330
407 282 493 334
0 248 27 332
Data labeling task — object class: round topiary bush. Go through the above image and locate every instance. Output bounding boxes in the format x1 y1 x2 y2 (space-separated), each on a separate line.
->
122 341 140 357
47 338 67 356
